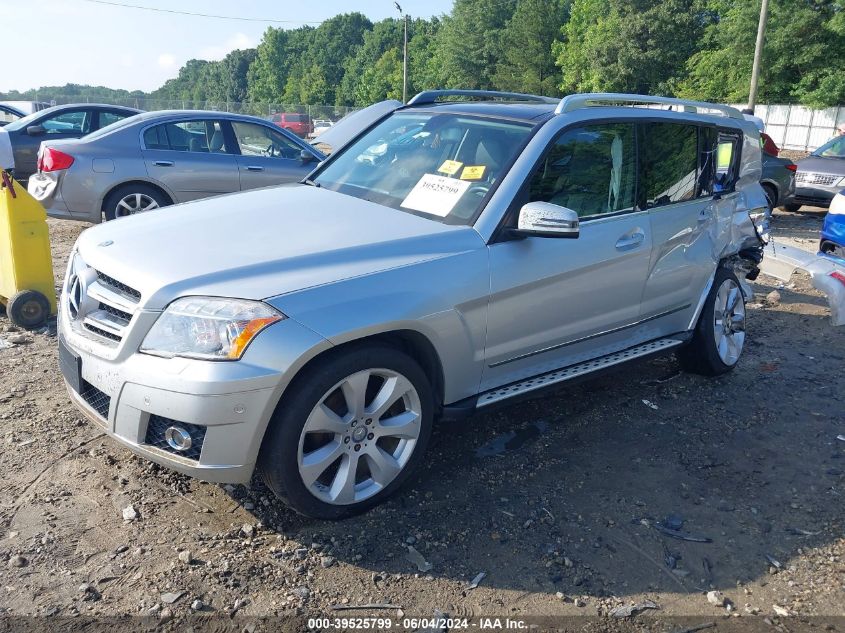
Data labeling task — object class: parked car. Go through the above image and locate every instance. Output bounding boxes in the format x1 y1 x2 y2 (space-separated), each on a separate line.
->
784 134 845 211
821 190 845 257
270 112 313 138
0 104 25 127
761 152 796 211
29 110 325 222
58 91 766 519
0 104 140 183
0 100 51 115
311 119 334 137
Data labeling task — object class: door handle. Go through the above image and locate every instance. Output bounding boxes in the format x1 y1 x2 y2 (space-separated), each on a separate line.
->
246 165 264 172
153 160 174 167
615 231 645 250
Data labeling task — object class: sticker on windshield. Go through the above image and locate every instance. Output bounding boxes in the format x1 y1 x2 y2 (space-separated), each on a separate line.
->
437 159 463 176
460 165 486 180
401 173 471 217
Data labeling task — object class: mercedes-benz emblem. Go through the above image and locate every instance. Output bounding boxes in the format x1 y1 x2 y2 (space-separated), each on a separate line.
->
68 274 82 319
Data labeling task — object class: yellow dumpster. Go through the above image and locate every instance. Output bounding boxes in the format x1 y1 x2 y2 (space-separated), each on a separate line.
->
0 171 56 328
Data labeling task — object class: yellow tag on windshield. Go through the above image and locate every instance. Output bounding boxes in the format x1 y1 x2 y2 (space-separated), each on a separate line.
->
437 160 463 176
460 165 486 180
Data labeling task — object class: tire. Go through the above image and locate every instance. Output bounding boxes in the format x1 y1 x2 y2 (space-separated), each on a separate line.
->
258 345 434 520
103 184 170 221
783 202 802 213
678 268 747 376
762 183 777 211
7 290 50 328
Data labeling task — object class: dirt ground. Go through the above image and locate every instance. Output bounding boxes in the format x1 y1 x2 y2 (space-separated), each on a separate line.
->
0 210 843 631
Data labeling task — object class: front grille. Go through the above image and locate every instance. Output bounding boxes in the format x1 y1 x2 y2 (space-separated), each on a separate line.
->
144 415 206 461
796 172 839 186
80 381 111 419
64 254 142 345
97 272 141 301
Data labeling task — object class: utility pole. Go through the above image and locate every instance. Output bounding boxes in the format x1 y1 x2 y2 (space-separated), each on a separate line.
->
747 0 769 111
394 2 408 103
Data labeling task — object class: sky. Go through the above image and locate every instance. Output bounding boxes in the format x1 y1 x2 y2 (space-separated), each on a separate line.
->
0 0 455 93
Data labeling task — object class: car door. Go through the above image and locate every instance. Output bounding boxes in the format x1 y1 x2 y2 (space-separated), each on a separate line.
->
14 107 94 180
230 120 318 190
482 121 653 391
639 122 723 335
141 118 239 202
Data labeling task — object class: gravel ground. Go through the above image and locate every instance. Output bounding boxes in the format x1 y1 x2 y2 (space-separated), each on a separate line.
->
0 213 842 630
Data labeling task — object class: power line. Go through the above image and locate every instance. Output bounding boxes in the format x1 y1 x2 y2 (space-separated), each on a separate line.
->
77 0 323 24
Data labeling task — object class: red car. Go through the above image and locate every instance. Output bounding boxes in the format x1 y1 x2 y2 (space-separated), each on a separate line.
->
270 112 313 138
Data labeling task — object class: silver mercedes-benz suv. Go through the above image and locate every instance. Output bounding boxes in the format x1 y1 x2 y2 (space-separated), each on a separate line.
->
58 91 767 519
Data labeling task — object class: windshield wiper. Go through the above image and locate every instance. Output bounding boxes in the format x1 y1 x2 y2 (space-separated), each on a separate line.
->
303 178 321 188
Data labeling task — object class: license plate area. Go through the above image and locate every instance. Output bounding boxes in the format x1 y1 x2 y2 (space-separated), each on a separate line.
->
58 335 82 394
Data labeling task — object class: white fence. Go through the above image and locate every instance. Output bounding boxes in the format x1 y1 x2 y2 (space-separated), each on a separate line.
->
736 104 845 152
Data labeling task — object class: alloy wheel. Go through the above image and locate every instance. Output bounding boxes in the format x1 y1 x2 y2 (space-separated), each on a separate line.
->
712 278 746 366
297 368 422 506
115 193 159 216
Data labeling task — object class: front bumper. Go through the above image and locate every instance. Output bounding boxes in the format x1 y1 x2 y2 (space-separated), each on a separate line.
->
787 184 840 209
59 307 331 484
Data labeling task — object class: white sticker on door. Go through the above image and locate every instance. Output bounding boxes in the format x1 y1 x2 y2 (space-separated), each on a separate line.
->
400 173 471 217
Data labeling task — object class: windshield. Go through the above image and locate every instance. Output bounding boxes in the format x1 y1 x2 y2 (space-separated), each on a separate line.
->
5 109 47 131
812 135 845 158
313 112 533 225
85 113 144 140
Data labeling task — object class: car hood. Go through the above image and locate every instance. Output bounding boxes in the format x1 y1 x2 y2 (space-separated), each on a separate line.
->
75 184 484 310
798 155 845 175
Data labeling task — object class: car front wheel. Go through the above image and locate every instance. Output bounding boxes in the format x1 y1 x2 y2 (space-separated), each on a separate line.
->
258 345 434 519
678 268 747 376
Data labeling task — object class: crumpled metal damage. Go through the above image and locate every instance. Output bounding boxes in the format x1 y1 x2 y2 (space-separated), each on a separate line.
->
760 242 845 326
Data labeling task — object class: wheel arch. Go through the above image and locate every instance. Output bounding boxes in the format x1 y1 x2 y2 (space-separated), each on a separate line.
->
99 178 175 212
760 179 779 205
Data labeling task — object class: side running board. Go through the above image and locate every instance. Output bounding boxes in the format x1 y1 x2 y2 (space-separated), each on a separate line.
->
477 338 684 408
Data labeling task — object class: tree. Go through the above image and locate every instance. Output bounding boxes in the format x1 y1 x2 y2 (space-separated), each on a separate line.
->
680 0 845 107
555 0 706 96
434 0 518 89
494 0 570 96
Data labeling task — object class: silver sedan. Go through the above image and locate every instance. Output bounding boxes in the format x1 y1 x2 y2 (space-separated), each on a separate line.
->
28 110 325 222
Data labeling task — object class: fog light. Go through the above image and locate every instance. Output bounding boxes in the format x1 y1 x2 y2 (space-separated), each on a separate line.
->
164 426 193 452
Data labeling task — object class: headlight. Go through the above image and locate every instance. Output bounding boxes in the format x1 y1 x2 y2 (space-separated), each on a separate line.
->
140 297 285 360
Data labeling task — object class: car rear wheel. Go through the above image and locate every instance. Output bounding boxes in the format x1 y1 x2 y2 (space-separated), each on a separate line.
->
103 184 170 221
762 183 778 211
258 345 434 519
678 268 746 376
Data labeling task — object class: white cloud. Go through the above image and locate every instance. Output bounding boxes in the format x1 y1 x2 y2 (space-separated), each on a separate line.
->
198 32 254 61
157 53 176 69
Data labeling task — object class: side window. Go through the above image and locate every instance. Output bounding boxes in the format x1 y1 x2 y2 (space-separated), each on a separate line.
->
715 131 742 192
40 110 92 135
231 122 302 159
527 122 637 219
640 122 699 208
142 120 228 153
0 107 21 125
99 110 130 129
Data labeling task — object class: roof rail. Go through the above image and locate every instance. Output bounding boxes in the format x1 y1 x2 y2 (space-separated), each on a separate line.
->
555 93 744 120
408 89 560 106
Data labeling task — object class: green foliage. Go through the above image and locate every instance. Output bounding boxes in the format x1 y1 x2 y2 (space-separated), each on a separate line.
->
556 0 707 95
6 1 845 110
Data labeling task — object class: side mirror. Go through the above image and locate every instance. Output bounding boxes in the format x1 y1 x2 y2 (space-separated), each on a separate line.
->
513 201 580 238
300 149 317 164
26 125 45 136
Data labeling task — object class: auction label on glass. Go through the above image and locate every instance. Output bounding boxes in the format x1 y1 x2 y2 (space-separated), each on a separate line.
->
401 173 471 217
437 159 463 176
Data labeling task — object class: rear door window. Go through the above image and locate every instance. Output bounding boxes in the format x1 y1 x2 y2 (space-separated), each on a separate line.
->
640 122 699 208
715 130 742 192
98 110 132 130
143 120 229 153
